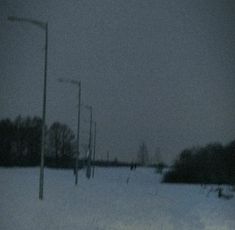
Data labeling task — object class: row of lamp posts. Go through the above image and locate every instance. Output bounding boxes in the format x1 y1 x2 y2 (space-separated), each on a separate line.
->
8 16 97 200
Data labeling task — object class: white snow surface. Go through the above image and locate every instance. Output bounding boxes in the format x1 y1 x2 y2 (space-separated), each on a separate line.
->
0 167 234 230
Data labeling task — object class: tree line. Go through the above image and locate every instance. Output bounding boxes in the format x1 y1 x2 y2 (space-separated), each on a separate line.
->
0 116 138 168
163 141 235 185
0 116 76 167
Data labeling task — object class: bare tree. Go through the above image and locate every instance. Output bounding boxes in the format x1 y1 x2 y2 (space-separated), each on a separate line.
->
48 122 75 165
137 141 149 166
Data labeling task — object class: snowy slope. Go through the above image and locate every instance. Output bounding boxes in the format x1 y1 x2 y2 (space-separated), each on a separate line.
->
0 167 234 230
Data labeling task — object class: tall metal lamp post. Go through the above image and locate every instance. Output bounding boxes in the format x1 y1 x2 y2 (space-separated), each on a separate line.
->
8 16 48 200
92 121 96 178
58 78 81 185
84 105 93 179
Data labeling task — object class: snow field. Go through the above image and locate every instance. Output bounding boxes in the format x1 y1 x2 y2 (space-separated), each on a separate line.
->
0 167 234 230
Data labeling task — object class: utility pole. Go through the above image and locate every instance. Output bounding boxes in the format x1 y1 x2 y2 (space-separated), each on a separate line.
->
92 122 96 178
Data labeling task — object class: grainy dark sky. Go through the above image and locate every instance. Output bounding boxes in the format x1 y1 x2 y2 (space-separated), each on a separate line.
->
1 0 235 163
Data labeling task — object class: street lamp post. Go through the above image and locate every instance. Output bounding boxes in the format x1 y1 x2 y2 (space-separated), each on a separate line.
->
92 122 96 178
58 78 81 185
8 16 48 200
84 105 92 179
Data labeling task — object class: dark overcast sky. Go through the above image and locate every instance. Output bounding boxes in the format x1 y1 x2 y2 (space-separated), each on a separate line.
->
1 0 235 163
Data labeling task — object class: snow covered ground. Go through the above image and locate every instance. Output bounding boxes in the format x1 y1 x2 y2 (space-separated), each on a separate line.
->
0 167 234 230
